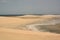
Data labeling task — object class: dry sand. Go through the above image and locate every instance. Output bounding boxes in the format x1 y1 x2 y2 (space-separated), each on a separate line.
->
0 15 60 40
0 28 60 40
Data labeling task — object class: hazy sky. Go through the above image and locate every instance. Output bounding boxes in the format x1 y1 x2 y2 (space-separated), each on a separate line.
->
0 0 60 14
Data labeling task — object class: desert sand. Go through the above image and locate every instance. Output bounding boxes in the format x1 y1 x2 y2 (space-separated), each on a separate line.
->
0 28 60 40
0 15 60 40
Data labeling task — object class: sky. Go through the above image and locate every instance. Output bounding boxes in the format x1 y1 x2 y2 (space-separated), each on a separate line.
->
0 0 60 15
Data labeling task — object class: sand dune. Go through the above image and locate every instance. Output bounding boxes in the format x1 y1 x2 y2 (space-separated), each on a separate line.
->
0 15 54 29
0 15 60 40
0 28 60 40
0 16 40 29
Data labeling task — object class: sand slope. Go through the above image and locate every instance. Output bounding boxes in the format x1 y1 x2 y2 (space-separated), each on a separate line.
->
0 28 60 40
0 16 40 29
0 15 60 40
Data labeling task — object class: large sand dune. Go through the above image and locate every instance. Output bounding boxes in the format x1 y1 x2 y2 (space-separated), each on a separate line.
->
0 15 60 40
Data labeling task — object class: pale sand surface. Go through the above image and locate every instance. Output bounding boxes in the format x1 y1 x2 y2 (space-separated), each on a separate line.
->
0 28 60 40
0 15 60 40
0 16 55 25
0 16 52 28
0 17 40 29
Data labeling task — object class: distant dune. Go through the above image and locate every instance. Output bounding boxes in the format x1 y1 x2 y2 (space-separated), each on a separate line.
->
0 15 60 40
